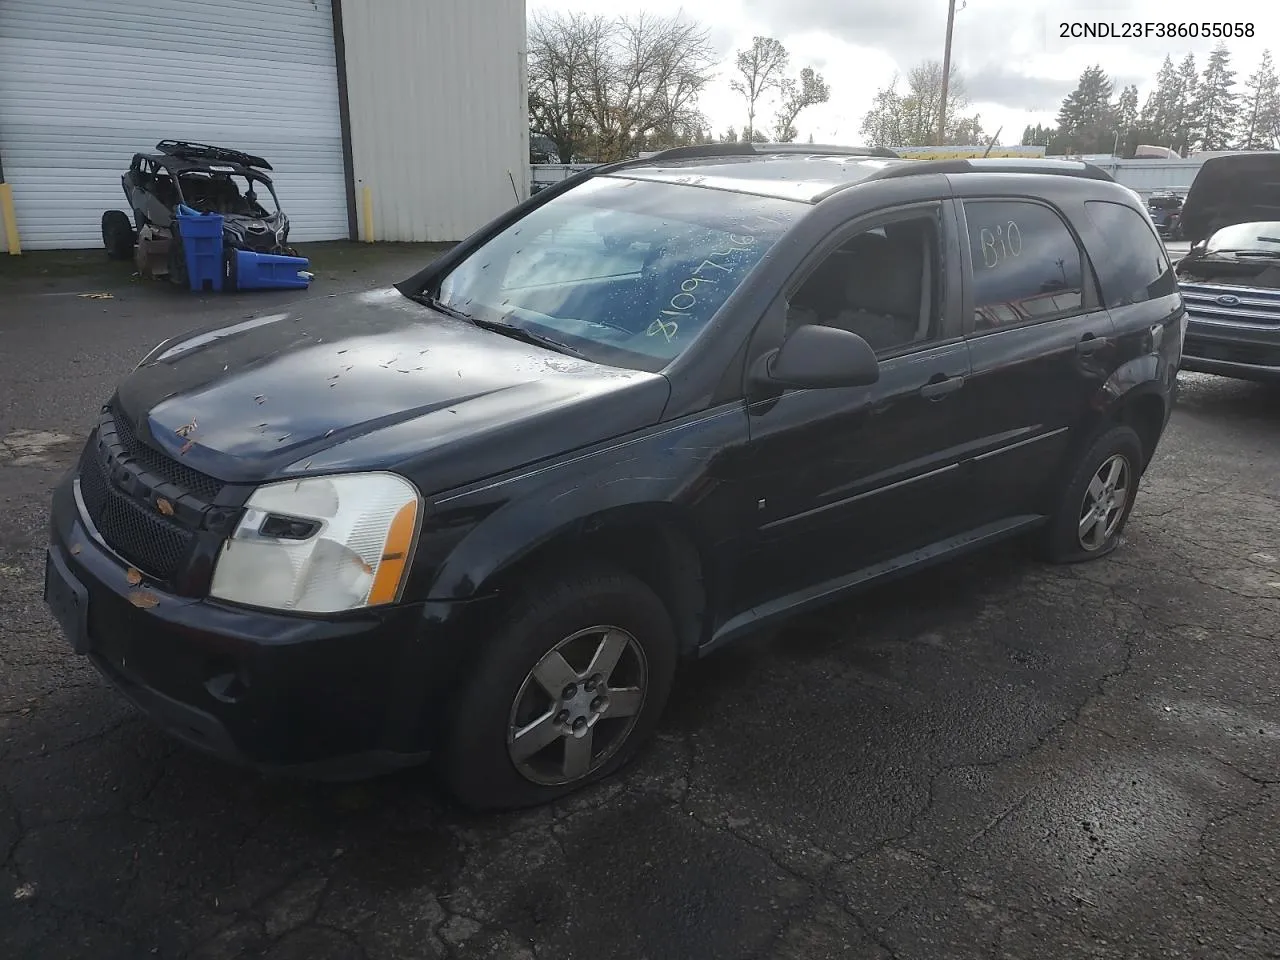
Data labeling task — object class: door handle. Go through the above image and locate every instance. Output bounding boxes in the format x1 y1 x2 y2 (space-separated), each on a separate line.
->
920 374 965 400
1076 333 1107 355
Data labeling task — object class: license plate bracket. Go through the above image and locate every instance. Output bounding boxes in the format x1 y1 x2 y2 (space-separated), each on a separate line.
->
43 547 90 654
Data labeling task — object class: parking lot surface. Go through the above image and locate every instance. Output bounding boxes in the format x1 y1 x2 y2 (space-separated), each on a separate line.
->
1 251 1278 960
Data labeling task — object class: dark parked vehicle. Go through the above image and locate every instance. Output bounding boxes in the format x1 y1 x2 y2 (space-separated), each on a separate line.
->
102 140 296 282
46 145 1184 809
1146 191 1185 240
1175 153 1280 382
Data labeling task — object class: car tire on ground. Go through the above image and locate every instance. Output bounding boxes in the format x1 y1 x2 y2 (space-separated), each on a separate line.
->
437 567 679 811
1038 423 1144 564
101 210 135 261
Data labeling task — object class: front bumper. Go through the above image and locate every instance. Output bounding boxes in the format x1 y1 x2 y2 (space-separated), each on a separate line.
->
45 469 486 779
1181 316 1280 383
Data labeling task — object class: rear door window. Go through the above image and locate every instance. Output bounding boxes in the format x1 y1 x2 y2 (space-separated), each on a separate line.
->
1082 200 1177 307
962 199 1087 332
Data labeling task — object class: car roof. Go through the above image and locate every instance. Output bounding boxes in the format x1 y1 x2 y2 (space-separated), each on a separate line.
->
601 144 1118 203
138 153 273 181
610 154 906 203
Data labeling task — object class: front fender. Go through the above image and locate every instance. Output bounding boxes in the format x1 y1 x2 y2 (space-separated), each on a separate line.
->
412 406 748 602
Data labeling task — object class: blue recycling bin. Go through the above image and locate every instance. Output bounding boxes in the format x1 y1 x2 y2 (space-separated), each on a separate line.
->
231 249 311 291
175 204 224 292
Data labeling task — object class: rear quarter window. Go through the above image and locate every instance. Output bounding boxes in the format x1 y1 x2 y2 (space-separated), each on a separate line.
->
1082 200 1177 307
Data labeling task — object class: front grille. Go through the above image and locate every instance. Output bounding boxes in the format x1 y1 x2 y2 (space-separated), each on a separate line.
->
1179 281 1280 326
240 233 277 253
78 443 194 579
112 409 223 502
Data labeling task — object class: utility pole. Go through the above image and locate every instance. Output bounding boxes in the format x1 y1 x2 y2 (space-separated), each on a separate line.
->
937 0 958 144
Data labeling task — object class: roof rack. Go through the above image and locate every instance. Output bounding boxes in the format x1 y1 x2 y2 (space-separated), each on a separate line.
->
635 142 900 164
863 157 1116 183
155 140 273 171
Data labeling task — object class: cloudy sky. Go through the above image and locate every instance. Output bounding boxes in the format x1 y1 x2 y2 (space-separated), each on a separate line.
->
528 0 1278 146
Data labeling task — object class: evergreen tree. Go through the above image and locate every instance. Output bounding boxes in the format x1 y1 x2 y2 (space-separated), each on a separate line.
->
1145 56 1182 147
1193 43 1240 151
1054 65 1114 153
1021 123 1054 146
1114 84 1139 155
1134 90 1161 149
1240 49 1280 149
1173 53 1199 155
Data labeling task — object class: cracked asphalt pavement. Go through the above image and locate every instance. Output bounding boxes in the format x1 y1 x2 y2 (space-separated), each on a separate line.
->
2 253 1278 959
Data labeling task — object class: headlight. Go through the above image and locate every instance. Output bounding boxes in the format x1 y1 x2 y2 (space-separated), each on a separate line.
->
209 472 422 613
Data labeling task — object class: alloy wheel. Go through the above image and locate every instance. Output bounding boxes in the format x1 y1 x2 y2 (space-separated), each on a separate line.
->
1077 453 1130 551
506 625 649 786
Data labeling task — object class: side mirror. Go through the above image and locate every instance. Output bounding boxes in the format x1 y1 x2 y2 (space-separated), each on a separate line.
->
752 324 880 391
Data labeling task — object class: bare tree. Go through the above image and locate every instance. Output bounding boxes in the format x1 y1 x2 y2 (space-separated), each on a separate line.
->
530 12 717 162
858 60 985 147
731 37 789 140
772 67 830 142
528 12 610 163
619 13 718 152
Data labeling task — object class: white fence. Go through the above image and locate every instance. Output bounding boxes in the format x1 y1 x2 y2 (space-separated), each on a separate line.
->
530 157 1210 198
530 163 598 190
1084 159 1203 196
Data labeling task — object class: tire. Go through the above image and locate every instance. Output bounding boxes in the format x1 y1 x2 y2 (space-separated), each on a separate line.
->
437 568 679 811
102 210 135 260
1037 424 1144 564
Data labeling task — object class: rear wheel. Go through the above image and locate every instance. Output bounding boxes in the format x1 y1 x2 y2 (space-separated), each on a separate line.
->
1037 424 1144 564
437 568 678 810
101 210 135 260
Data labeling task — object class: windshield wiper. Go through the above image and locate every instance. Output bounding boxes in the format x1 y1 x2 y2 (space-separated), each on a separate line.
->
466 315 587 358
422 295 585 358
423 295 473 321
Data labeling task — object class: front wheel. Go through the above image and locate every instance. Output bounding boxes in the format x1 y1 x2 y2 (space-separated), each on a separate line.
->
437 568 678 810
1037 424 1144 564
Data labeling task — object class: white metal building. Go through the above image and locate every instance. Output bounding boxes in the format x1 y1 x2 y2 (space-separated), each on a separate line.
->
0 0 528 249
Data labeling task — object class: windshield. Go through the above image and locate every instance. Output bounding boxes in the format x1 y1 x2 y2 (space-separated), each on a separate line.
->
1204 221 1280 253
434 176 802 371
1147 196 1181 210
179 172 279 218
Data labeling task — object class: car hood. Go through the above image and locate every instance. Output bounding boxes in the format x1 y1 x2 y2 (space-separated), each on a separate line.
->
115 287 671 491
1180 153 1280 243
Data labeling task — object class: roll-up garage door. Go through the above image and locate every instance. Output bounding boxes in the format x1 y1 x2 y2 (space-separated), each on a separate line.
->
0 0 348 249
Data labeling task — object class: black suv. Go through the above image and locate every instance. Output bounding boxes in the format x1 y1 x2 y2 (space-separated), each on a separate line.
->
44 144 1184 810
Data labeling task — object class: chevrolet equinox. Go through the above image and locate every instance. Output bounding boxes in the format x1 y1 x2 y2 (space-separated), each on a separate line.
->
45 144 1185 809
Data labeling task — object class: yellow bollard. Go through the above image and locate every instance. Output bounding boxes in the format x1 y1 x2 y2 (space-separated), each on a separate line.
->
0 182 20 255
362 185 374 243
